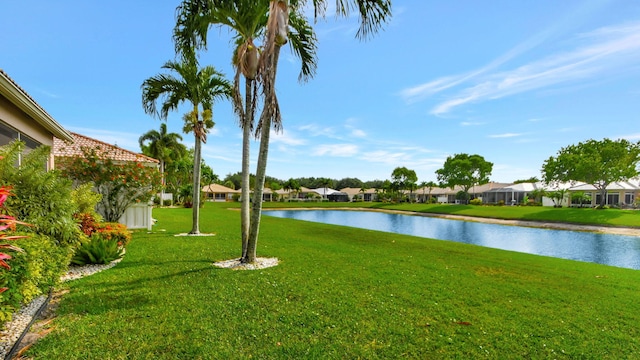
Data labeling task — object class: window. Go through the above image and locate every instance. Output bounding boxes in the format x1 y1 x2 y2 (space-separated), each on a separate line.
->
0 121 18 146
0 119 44 167
624 192 635 205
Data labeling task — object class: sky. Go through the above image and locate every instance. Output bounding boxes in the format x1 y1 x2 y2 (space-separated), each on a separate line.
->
2 1 639 184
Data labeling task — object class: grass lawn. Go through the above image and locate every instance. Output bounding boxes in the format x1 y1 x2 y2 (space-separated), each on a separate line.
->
27 202 640 359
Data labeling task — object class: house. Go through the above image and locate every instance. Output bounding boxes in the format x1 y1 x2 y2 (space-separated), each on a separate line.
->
340 187 378 202
202 183 239 202
275 186 315 201
414 182 510 204
0 69 73 168
482 182 546 205
53 132 159 229
566 181 639 208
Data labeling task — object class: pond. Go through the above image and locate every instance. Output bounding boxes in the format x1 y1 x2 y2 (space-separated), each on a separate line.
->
265 210 640 270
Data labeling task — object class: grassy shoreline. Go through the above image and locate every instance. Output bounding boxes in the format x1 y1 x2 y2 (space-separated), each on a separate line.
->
233 201 640 229
26 203 640 359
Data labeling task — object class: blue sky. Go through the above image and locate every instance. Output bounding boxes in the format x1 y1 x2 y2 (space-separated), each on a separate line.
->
2 1 639 183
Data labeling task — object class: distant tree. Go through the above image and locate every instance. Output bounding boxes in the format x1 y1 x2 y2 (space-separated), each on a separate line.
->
548 189 568 208
542 138 640 208
391 166 417 202
283 178 300 200
364 179 385 189
571 191 591 208
419 180 438 203
335 177 363 189
139 123 186 205
528 188 547 205
436 154 493 204
513 177 539 184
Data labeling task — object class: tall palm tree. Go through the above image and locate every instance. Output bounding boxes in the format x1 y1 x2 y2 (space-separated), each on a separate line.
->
174 0 316 260
139 123 186 206
174 0 391 261
141 55 231 234
176 0 269 258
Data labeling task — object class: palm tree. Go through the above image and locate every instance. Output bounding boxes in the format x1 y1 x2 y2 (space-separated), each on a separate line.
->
141 54 231 234
425 181 437 203
139 123 186 206
174 0 391 261
174 0 316 260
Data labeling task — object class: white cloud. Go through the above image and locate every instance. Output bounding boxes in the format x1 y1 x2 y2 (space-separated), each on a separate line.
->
271 130 307 146
460 121 485 126
489 133 523 138
312 144 359 157
429 21 640 115
622 133 640 141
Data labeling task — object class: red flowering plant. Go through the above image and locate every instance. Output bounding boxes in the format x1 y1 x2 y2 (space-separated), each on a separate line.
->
0 186 28 294
58 146 162 223
93 222 132 248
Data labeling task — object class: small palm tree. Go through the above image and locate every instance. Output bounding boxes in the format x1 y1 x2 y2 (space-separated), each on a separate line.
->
139 123 186 206
141 54 231 234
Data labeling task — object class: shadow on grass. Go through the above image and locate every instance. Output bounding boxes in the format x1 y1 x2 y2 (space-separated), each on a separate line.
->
64 263 216 315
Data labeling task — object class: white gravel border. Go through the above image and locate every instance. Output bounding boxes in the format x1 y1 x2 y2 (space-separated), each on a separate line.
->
213 257 279 270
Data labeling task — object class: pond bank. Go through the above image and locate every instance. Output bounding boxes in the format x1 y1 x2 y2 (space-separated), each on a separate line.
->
264 207 640 237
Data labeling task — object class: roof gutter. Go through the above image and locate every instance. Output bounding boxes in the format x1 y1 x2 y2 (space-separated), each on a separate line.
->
0 70 73 142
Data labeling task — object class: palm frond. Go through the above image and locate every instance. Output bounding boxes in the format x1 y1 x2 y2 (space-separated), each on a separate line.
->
288 9 318 82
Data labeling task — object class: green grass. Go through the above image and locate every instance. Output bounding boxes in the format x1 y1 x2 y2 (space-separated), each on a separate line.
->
27 203 640 359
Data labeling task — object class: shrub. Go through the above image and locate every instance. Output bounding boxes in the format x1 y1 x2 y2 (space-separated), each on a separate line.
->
498 200 505 206
469 198 483 205
75 212 100 237
0 141 81 248
0 233 72 322
94 222 131 247
163 199 172 206
58 146 162 222
70 236 124 266
71 183 103 221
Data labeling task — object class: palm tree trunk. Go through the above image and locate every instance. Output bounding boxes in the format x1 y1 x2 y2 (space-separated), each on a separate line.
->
243 0 287 263
244 110 271 263
190 132 202 234
244 59 282 262
160 159 165 207
240 78 253 257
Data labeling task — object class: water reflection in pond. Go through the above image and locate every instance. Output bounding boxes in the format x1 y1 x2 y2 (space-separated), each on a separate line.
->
265 210 640 270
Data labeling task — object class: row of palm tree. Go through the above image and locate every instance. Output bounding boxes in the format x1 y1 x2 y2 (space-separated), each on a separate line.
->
142 0 392 261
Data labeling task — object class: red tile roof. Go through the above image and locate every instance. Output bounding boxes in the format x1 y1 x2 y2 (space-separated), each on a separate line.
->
53 132 159 164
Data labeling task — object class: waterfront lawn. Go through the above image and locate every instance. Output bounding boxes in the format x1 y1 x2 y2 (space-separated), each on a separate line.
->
27 203 640 359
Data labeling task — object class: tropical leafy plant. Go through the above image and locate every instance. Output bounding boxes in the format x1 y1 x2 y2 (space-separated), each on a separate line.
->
0 141 81 247
0 186 27 294
70 236 124 266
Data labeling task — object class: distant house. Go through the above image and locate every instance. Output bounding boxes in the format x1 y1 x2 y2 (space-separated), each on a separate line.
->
202 183 239 202
482 182 546 205
340 187 378 202
0 69 73 168
415 182 509 204
566 181 639 207
53 132 159 230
